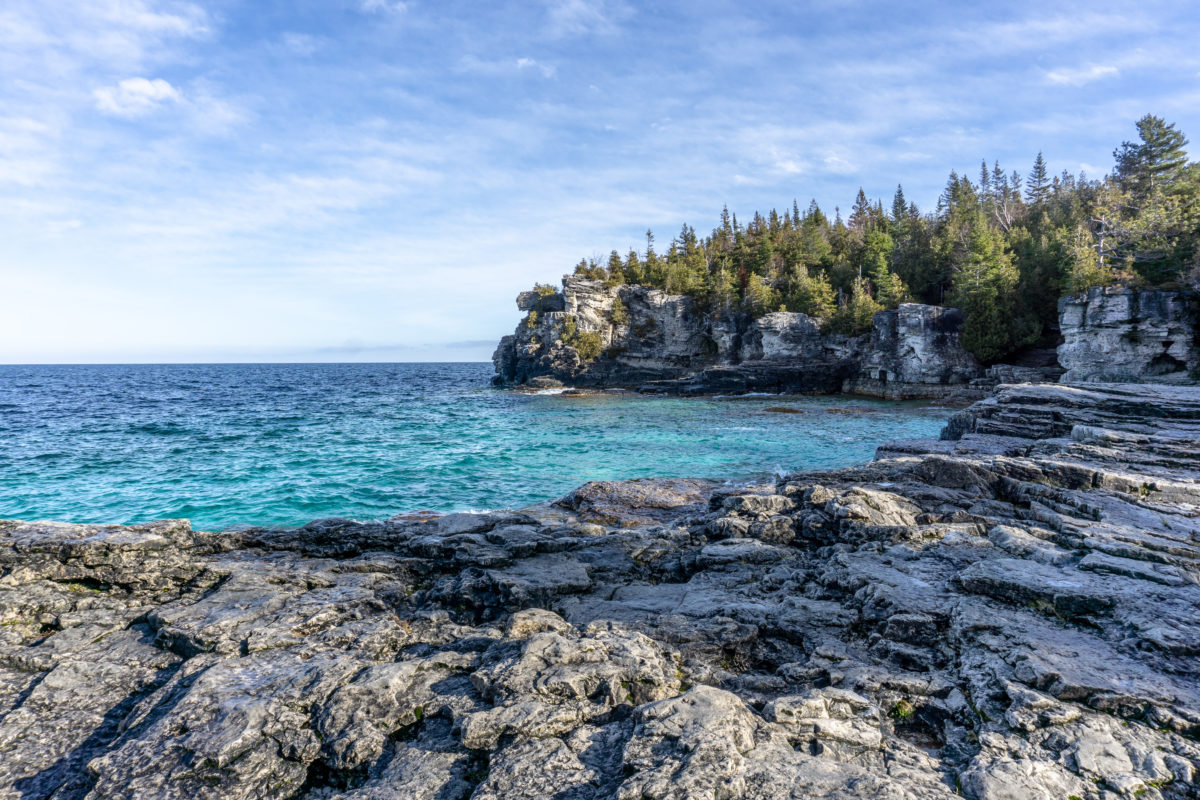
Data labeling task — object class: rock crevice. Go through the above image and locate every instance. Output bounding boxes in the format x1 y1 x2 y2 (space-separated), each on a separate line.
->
2 383 1200 799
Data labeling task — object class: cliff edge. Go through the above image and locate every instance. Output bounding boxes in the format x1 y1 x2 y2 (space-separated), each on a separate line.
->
492 276 982 398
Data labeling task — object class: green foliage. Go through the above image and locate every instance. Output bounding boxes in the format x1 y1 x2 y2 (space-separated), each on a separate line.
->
783 265 836 318
573 332 603 361
610 296 629 326
1066 224 1113 294
525 310 539 329
525 115 1197 355
828 277 883 334
741 274 781 314
533 283 558 298
559 314 604 362
870 260 909 309
889 700 915 722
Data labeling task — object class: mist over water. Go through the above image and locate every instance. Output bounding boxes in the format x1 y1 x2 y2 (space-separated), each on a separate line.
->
0 363 950 530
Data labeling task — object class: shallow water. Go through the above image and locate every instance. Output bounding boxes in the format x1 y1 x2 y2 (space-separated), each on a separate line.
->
0 363 950 529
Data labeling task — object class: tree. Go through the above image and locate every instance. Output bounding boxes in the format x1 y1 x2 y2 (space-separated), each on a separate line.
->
1114 115 1190 196
944 207 1033 361
870 261 908 308
828 277 883 334
891 185 907 226
783 265 836 318
742 273 781 314
1026 152 1050 206
606 250 625 284
1066 223 1113 293
848 188 873 231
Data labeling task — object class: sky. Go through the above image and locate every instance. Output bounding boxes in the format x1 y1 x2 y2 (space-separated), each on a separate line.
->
1 0 1198 363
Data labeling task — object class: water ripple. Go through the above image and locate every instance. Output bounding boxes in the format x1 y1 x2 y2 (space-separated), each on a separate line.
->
0 363 950 530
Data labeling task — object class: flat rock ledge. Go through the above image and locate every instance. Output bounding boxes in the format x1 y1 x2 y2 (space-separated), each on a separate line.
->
3 383 1200 800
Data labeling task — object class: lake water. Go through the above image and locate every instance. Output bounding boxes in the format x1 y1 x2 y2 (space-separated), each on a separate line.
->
0 363 950 530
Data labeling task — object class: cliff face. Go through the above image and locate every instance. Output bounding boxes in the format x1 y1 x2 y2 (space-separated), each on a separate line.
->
492 277 982 397
844 305 982 399
1058 287 1198 383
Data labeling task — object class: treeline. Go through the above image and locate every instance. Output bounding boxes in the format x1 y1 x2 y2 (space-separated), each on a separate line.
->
563 115 1198 363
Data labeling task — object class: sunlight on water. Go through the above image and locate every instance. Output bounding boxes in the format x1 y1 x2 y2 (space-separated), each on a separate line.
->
0 363 950 529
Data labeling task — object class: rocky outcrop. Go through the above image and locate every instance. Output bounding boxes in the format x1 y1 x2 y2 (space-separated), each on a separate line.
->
492 277 982 397
843 304 982 399
3 382 1199 799
1058 286 1198 383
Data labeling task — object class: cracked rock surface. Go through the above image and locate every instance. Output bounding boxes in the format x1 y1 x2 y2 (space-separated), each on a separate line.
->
2 382 1198 799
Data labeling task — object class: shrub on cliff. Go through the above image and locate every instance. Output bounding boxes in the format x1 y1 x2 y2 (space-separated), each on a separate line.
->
826 277 882 334
782 265 836 318
611 297 630 326
559 314 605 362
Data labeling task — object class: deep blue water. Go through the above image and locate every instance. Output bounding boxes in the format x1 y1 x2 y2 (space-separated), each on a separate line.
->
0 363 950 530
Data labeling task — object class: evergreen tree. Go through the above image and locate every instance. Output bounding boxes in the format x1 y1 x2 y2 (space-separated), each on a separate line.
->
828 277 882 333
891 185 907 225
943 205 1033 361
783 265 836 318
849 188 872 231
870 260 908 308
606 250 625 284
1026 152 1050 206
1114 115 1191 196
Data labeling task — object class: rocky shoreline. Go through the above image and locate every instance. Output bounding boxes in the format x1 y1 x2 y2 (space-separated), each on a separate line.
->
2 381 1198 799
492 280 1196 399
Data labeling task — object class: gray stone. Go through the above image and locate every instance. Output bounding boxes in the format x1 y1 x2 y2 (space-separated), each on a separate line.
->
2 382 1199 800
1058 287 1198 383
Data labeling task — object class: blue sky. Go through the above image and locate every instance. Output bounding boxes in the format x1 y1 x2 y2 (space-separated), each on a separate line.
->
2 0 1198 363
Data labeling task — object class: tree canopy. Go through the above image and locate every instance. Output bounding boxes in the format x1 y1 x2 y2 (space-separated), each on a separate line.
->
548 115 1198 363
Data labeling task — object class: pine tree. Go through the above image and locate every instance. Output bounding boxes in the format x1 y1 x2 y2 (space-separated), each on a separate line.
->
828 277 883 333
1114 115 1190 196
849 188 872 231
870 260 908 308
891 185 907 224
1026 152 1050 205
783 265 836 318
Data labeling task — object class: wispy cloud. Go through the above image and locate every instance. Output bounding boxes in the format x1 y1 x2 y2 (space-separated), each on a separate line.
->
459 55 557 78
1045 64 1119 86
545 0 630 37
2 1 1200 362
94 77 182 116
517 57 556 78
361 0 407 15
276 32 323 57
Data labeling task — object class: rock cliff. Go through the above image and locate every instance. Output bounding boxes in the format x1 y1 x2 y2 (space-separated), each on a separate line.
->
1059 287 1198 383
492 277 982 397
3 381 1199 800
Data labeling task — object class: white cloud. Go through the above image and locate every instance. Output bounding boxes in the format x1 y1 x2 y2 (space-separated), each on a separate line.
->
361 0 407 14
459 56 557 78
96 0 208 37
94 77 181 116
1045 64 1119 86
278 32 323 57
545 0 630 37
516 57 556 78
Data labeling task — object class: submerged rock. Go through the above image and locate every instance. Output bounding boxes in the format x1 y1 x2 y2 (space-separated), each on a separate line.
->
2 382 1199 799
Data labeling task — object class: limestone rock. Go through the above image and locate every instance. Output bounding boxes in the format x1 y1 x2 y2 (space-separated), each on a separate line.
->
1058 286 1198 383
2 382 1200 799
492 275 986 397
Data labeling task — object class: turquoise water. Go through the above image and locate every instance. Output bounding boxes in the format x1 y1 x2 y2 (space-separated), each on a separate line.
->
0 363 949 530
